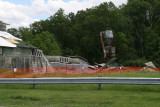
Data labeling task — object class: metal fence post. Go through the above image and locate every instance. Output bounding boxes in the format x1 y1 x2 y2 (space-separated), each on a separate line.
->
98 83 102 90
33 84 37 89
98 76 102 90
33 77 37 89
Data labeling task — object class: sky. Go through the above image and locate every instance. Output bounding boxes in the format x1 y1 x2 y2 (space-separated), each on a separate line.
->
0 0 128 28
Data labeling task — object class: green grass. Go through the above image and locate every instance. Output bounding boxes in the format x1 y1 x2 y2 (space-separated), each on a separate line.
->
103 71 160 78
0 71 160 107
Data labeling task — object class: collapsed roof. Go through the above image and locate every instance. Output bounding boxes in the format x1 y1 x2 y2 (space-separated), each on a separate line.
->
0 31 21 41
0 36 16 47
0 31 35 48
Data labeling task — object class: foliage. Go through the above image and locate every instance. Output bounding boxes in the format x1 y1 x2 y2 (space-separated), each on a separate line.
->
31 31 61 55
7 0 160 66
7 28 21 38
122 58 147 67
115 32 128 59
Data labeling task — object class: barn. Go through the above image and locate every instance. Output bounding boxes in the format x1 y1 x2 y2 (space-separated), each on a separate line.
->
0 21 50 70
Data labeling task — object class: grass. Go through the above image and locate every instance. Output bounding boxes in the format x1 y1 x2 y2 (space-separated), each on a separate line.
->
0 71 160 107
103 71 160 78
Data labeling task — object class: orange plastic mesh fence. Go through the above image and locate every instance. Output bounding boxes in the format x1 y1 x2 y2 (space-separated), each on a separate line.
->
0 66 159 78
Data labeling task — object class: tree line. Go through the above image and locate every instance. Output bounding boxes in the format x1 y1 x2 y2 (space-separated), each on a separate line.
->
8 0 160 67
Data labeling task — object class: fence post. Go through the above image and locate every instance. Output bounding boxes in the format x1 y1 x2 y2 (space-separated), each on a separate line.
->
33 77 37 89
66 62 67 76
13 68 17 78
33 84 37 89
98 76 102 90
98 83 102 90
46 61 47 74
81 63 84 76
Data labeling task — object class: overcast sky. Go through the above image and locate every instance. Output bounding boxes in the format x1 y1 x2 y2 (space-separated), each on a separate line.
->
0 0 127 28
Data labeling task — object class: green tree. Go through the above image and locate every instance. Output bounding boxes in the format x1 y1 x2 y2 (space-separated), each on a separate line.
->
7 28 21 38
31 31 61 55
123 0 150 56
30 20 50 35
6 1 160 66
49 9 71 47
115 32 128 59
18 27 33 42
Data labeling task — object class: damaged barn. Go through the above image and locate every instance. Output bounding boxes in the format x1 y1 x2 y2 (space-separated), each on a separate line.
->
0 21 50 71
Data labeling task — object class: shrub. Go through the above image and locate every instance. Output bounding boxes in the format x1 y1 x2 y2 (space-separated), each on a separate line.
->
122 58 147 67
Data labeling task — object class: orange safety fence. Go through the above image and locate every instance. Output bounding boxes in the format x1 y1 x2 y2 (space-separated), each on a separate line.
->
0 66 160 78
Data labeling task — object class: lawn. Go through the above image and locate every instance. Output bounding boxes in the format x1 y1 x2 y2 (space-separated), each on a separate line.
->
104 71 160 78
0 71 160 107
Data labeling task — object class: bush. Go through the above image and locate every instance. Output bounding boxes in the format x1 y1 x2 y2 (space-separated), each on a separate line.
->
122 58 147 67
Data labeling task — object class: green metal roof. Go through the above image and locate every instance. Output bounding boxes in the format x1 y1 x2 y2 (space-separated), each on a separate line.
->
16 40 36 49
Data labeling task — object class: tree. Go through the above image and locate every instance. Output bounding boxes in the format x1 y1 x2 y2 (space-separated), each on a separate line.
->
49 8 71 46
115 32 128 59
6 1 160 66
18 27 33 42
30 20 50 35
31 31 61 55
7 28 21 38
123 0 150 56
